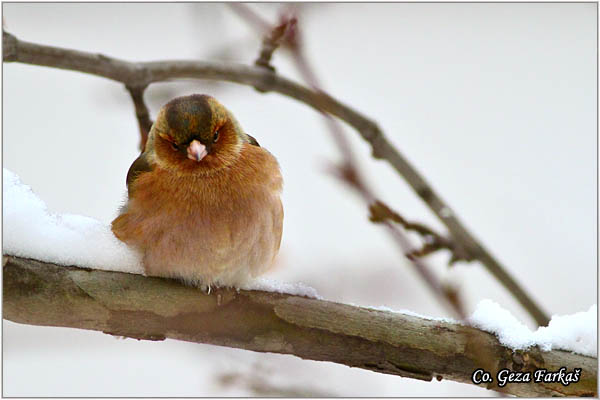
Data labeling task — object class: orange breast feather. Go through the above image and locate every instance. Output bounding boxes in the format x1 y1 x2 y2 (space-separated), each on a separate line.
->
111 143 283 287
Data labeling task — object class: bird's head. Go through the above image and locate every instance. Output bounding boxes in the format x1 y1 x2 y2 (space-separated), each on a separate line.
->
147 94 246 174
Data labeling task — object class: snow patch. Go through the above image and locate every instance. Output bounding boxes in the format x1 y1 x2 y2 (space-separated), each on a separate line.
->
3 168 144 274
368 305 459 324
240 278 321 299
470 299 597 357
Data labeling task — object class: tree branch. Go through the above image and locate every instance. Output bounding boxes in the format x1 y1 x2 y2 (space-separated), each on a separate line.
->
253 17 296 73
369 200 470 264
2 256 595 397
125 85 153 151
2 30 549 326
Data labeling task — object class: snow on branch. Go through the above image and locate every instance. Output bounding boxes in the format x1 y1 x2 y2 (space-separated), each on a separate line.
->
470 300 596 358
2 169 143 274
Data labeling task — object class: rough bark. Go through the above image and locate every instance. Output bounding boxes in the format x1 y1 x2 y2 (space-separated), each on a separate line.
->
3 256 596 397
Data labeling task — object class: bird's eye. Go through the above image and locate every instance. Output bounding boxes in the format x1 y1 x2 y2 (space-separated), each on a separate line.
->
170 142 179 151
213 129 220 143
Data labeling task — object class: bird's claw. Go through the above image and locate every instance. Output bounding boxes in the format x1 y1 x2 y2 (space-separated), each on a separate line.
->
200 283 212 295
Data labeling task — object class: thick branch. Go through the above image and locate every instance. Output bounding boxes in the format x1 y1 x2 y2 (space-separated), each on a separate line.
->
2 256 596 397
2 31 549 326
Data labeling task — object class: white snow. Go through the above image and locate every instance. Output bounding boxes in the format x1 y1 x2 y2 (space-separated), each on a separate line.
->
533 304 597 357
470 299 597 357
240 278 321 299
367 305 459 324
2 168 319 297
3 168 144 274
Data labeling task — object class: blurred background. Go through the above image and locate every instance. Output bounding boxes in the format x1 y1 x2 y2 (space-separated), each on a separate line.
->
2 3 596 397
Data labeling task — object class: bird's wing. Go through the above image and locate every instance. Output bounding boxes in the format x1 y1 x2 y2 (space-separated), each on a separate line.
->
125 152 153 197
246 134 261 147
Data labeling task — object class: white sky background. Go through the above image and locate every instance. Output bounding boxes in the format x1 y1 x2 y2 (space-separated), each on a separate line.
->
2 3 597 397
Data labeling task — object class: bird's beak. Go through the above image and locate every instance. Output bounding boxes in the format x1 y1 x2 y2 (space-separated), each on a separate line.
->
187 140 208 162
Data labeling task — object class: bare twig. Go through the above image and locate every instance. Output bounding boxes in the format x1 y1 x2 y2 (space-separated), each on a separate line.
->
254 17 296 72
3 256 596 397
369 200 471 264
125 85 153 151
2 30 549 326
225 4 549 325
332 163 467 319
229 4 290 73
257 13 466 319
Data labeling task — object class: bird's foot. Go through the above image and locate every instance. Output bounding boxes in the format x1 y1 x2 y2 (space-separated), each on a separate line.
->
200 283 212 294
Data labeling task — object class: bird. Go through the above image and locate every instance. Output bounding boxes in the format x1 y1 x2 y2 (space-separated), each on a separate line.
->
111 94 283 289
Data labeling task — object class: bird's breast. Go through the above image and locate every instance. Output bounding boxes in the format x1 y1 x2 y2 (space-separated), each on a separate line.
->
115 144 283 286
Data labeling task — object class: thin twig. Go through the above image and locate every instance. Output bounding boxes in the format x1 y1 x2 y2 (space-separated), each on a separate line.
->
2 30 549 326
369 200 471 264
257 12 465 318
223 7 550 326
125 85 153 151
332 162 467 319
254 17 296 72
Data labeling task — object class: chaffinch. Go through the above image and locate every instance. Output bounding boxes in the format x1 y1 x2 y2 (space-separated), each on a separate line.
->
112 94 283 288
